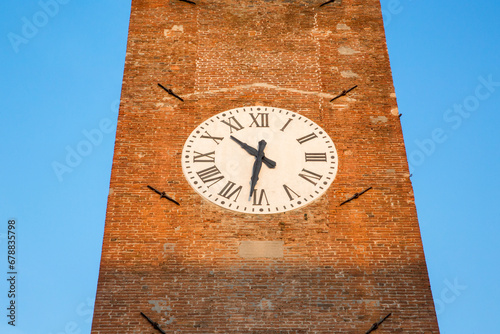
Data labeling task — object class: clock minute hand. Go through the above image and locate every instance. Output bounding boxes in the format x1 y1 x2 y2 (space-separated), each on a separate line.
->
230 136 276 168
249 140 266 200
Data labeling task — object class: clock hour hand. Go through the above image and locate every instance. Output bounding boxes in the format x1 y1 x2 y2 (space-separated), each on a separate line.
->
249 140 266 200
230 136 276 168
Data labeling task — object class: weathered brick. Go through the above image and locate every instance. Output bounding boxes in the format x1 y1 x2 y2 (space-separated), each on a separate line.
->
92 0 440 333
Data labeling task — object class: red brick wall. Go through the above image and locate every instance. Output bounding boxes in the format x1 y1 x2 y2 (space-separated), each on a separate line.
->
91 0 440 332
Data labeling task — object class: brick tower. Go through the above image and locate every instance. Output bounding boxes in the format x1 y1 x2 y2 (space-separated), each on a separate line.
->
91 0 440 333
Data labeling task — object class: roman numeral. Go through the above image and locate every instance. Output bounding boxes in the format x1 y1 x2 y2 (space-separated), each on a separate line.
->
283 184 300 201
200 131 224 145
218 181 242 201
221 116 244 133
305 153 327 162
252 189 270 206
193 151 215 163
280 118 293 132
196 165 224 187
249 113 269 127
296 132 318 144
298 168 323 186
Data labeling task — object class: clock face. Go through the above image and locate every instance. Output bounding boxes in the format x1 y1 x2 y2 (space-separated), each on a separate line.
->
182 106 339 214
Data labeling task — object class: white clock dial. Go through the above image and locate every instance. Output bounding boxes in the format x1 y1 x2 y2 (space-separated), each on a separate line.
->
181 106 339 214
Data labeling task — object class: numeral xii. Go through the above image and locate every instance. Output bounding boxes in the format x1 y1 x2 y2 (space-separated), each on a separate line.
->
249 113 269 127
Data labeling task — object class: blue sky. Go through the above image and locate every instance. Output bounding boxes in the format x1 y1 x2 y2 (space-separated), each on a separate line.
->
0 1 499 333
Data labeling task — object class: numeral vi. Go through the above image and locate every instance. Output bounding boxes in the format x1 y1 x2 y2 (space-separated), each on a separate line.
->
252 189 270 206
